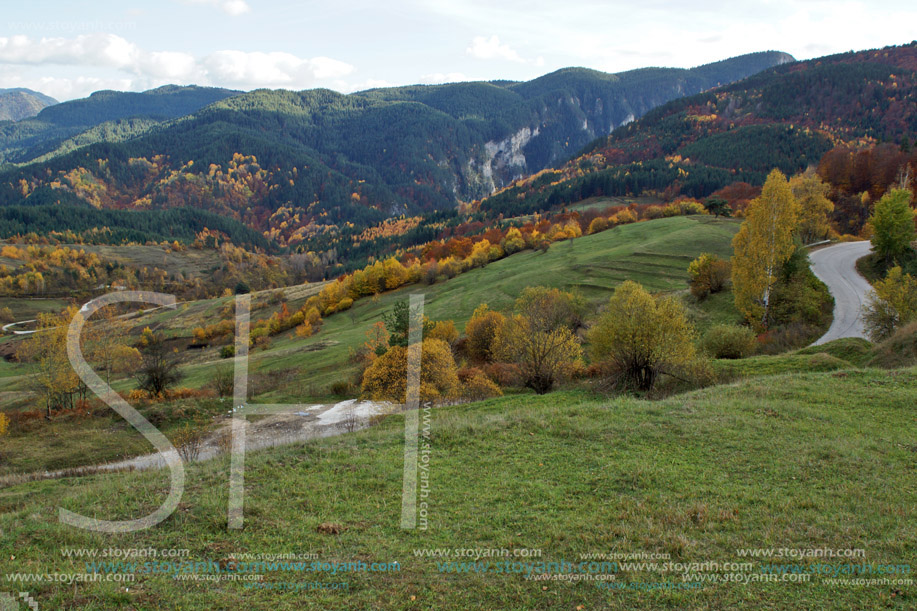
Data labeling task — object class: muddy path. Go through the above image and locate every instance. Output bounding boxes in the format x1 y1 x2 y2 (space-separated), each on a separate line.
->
0 399 392 485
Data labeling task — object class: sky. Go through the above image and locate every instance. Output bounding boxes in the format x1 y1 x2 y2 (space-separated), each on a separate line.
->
0 0 915 101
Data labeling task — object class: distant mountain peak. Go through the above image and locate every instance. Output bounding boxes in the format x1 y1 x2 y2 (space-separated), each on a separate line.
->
0 88 58 122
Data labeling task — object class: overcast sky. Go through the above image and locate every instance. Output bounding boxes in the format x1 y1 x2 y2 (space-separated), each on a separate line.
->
1 0 915 101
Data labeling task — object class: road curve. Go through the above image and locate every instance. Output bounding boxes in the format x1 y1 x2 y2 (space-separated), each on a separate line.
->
809 241 874 346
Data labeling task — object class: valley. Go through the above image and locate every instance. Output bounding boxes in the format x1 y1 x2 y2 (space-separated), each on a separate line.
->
0 29 915 610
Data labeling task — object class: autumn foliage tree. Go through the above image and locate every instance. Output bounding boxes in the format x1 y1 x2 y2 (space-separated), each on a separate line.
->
87 305 138 386
17 307 81 418
493 287 583 394
514 286 587 332
588 281 699 391
869 189 915 265
427 319 459 348
732 169 801 329
687 253 730 299
494 318 581 394
464 304 506 363
789 169 834 244
459 370 503 401
863 266 917 341
361 338 459 403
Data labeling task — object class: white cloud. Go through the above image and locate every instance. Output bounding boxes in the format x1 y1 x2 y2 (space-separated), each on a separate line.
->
419 72 468 84
0 68 134 100
202 51 353 87
0 34 139 69
184 0 251 16
308 56 357 80
138 51 199 80
426 0 917 76
466 35 523 63
0 34 357 96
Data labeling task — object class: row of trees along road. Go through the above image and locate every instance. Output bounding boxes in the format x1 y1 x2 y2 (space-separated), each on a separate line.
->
732 166 916 334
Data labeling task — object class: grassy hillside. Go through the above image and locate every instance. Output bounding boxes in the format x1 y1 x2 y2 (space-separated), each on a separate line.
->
0 215 734 395
0 216 740 474
175 215 742 396
2 367 916 609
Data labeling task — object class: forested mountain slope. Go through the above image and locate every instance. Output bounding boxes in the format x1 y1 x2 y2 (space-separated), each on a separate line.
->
0 88 57 122
0 85 240 165
478 42 917 218
0 52 791 245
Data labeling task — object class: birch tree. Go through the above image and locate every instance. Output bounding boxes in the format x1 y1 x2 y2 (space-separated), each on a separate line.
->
16 308 80 418
732 169 801 329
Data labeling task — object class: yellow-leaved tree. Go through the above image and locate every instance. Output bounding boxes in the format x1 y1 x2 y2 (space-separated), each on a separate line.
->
427 319 459 347
464 304 506 363
86 305 136 386
789 169 834 245
588 280 699 391
16 307 81 418
492 287 584 394
687 253 730 300
361 338 459 404
863 266 917 340
732 169 801 329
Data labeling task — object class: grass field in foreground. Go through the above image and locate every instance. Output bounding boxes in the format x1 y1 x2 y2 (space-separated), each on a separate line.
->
1 367 915 609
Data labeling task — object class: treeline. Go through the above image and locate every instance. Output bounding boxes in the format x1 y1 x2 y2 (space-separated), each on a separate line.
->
0 85 238 165
0 206 271 251
481 160 752 218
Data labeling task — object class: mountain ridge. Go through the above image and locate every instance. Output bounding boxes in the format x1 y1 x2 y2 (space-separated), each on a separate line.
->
0 88 58 122
476 41 917 219
0 85 241 166
0 50 793 245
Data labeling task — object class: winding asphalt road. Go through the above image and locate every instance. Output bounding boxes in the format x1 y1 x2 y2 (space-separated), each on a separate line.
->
809 241 874 345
